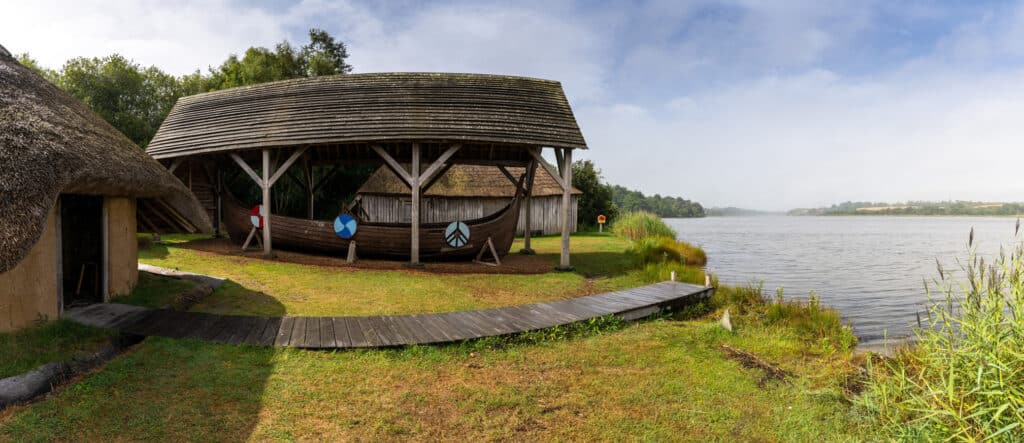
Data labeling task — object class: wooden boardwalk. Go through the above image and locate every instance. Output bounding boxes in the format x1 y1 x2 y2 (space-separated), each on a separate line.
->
66 281 713 349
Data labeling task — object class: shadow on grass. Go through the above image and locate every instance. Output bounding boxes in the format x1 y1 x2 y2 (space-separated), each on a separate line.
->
0 277 285 441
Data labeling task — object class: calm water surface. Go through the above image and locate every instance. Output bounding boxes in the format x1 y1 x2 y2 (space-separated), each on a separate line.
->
666 216 1021 345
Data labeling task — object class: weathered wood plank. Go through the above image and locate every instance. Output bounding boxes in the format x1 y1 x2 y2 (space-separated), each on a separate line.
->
302 316 321 348
367 317 396 346
357 317 388 347
258 317 283 346
275 317 296 347
332 317 354 348
290 317 308 347
319 317 338 348
241 317 272 345
347 317 372 347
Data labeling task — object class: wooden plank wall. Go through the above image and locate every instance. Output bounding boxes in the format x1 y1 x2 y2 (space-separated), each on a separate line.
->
360 195 578 235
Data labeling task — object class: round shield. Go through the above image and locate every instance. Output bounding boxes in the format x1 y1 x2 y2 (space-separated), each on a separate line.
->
334 214 358 239
444 221 470 248
250 205 264 228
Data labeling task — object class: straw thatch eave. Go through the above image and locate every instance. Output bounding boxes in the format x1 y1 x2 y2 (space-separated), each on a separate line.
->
0 45 211 272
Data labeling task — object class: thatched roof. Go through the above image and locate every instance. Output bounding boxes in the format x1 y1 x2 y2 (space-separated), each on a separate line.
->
147 72 587 159
0 45 212 272
357 164 581 198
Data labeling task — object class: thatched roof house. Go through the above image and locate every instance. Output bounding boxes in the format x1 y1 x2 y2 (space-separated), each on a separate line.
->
357 164 581 235
0 44 210 331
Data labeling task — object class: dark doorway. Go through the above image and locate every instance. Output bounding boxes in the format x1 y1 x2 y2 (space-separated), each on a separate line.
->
61 194 104 308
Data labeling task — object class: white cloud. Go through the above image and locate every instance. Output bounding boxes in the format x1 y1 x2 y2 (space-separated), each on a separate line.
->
579 63 1024 210
0 0 294 73
310 1 609 104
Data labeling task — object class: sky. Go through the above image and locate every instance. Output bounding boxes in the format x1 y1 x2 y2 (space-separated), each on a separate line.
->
3 0 1024 210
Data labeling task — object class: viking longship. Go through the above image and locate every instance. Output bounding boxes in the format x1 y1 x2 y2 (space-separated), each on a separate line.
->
221 187 523 260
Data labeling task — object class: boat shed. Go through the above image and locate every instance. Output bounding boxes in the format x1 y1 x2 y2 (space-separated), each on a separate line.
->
356 164 581 236
0 46 211 332
147 72 588 268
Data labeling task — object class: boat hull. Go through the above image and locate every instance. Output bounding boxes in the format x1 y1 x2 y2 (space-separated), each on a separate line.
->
223 195 521 260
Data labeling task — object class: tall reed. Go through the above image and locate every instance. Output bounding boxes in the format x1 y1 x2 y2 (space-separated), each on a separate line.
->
612 211 677 240
858 225 1024 441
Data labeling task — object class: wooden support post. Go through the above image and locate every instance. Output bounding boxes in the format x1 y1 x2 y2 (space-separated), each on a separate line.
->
410 143 422 266
303 156 314 219
474 237 501 266
557 148 573 271
347 241 357 263
520 158 538 255
262 149 272 257
215 164 223 237
167 158 184 175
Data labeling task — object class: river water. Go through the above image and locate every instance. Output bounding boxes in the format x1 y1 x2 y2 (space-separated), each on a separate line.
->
665 216 1021 345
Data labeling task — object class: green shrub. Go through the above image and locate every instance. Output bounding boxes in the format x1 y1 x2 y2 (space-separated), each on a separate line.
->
633 262 710 286
710 281 768 313
627 236 707 266
858 232 1024 441
765 290 857 352
612 211 677 240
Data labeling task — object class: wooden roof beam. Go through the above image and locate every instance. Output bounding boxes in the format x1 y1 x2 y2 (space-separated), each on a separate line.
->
268 147 309 188
418 144 461 184
528 147 568 192
230 152 265 187
371 144 414 188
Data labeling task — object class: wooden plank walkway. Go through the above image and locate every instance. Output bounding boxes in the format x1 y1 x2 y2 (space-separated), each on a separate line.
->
66 281 713 349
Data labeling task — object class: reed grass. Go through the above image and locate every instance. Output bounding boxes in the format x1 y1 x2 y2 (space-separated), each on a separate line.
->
709 282 856 351
612 211 677 240
858 226 1024 441
627 236 708 266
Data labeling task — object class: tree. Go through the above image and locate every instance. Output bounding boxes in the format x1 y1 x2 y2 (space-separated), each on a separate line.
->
58 55 186 148
572 160 618 228
15 53 59 84
205 28 352 91
302 28 352 76
21 29 353 148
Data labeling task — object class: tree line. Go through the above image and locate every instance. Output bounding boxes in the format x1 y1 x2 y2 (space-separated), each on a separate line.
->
17 29 350 148
571 160 704 228
790 201 1024 216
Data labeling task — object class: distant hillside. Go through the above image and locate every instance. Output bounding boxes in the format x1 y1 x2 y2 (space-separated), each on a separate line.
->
611 185 704 218
789 201 1024 216
705 207 782 217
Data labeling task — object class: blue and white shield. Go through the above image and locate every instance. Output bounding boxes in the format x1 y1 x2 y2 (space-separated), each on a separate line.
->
334 214 358 239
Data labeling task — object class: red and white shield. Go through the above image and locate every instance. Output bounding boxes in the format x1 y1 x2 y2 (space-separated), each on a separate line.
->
250 205 265 228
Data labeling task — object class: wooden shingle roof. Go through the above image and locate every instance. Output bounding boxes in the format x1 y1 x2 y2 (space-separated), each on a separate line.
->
357 164 581 198
0 46 211 272
147 72 587 159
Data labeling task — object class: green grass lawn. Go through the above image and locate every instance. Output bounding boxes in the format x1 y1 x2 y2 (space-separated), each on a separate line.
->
0 316 865 441
0 232 869 440
0 320 115 380
111 272 200 309
135 233 655 317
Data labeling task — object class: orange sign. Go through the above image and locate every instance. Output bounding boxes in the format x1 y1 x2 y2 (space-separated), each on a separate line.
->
597 214 606 224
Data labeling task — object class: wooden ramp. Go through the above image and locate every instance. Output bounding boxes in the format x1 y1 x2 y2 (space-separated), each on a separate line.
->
66 282 713 349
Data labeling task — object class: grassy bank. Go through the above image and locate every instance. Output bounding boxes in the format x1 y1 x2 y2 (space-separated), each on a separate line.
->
857 234 1024 440
1 231 871 440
